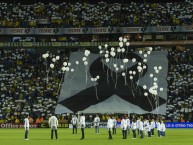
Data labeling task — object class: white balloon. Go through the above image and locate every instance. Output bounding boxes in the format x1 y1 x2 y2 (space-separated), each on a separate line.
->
68 62 71 66
52 58 56 62
106 58 109 62
160 87 164 91
45 53 49 58
144 92 148 96
115 67 119 71
111 47 115 51
154 77 157 81
56 56 60 60
122 72 126 76
147 51 151 55
105 54 109 58
129 71 132 74
82 57 87 61
42 54 47 59
120 65 124 69
96 75 100 79
91 78 95 81
119 37 123 42
75 61 79 65
138 62 141 66
155 70 159 73
126 42 130 46
123 38 127 43
66 67 69 71
144 54 147 57
98 46 102 49
139 50 143 54
63 62 67 66
154 66 158 70
121 48 125 52
84 61 88 65
143 59 147 62
71 68 74 72
149 47 153 51
143 85 147 89
143 65 147 69
158 66 162 70
123 58 128 63
99 50 103 54
113 64 117 68
119 42 124 47
104 44 108 48
106 50 109 54
94 78 97 81
50 63 54 69
132 58 136 62
130 76 133 80
84 50 90 56
153 82 157 86
150 74 153 77
133 71 136 75
62 67 66 71
117 48 121 52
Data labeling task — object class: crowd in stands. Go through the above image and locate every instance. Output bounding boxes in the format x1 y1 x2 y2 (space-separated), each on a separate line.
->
0 0 193 28
0 49 67 123
167 47 193 122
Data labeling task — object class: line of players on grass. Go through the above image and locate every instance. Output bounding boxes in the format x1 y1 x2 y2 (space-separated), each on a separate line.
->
71 114 166 140
24 113 166 140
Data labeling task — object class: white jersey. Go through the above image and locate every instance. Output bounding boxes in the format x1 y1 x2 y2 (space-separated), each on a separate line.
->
156 122 161 131
49 116 58 129
126 118 130 127
160 123 166 132
136 119 140 129
150 121 155 129
139 121 144 131
107 118 113 129
131 122 137 130
24 118 29 130
121 119 127 130
94 116 100 126
71 116 78 125
112 119 117 128
80 115 86 128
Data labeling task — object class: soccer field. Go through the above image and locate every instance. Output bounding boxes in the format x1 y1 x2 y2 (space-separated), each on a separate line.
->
0 128 192 145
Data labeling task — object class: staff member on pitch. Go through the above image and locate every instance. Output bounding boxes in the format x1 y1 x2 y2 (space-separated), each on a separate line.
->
79 113 86 140
48 115 58 140
24 115 30 140
71 115 78 134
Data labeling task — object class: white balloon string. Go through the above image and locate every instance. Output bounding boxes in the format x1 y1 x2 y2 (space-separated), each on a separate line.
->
94 84 99 100
85 65 87 84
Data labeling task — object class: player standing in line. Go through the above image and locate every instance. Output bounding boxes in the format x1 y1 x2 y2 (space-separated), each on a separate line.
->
131 118 137 139
79 113 86 140
121 115 128 139
48 115 59 140
126 116 130 135
24 115 30 140
107 115 113 140
150 119 155 136
71 115 78 134
139 118 144 138
93 114 100 134
112 116 117 135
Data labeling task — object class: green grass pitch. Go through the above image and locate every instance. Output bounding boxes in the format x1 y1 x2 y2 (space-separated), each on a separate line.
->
0 128 193 145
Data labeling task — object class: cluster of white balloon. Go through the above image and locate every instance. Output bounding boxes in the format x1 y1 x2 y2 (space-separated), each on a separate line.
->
143 65 164 113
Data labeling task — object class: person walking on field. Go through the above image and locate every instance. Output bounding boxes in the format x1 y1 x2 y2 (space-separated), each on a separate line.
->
24 115 30 140
107 115 113 140
94 114 100 134
71 115 78 134
131 118 137 139
112 116 117 134
49 115 58 140
79 113 86 140
121 115 127 139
